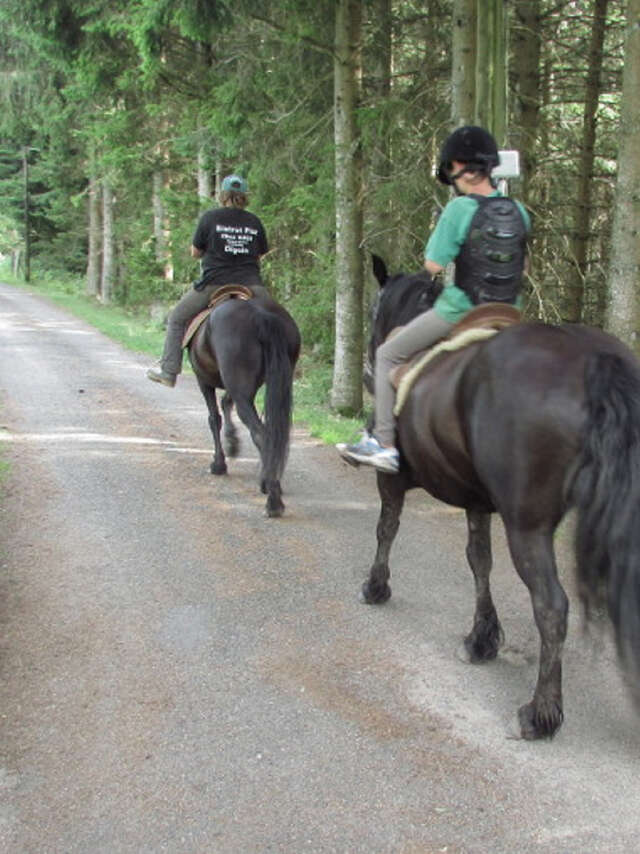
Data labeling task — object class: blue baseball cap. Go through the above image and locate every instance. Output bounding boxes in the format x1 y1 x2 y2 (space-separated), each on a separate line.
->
221 174 248 193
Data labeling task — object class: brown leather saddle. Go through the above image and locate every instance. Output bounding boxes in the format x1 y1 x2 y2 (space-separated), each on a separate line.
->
182 284 254 348
390 302 521 390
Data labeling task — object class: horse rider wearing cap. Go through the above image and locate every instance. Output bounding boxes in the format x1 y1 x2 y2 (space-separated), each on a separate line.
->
147 173 269 387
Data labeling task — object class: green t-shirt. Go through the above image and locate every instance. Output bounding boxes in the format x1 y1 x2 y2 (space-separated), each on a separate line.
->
424 191 531 323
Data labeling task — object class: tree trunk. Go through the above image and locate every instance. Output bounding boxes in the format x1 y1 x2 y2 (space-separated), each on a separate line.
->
197 142 212 203
86 166 101 297
101 179 114 304
12 249 21 277
564 0 609 323
22 147 30 283
152 169 174 282
331 0 364 415
451 0 476 128
365 0 392 264
606 0 640 355
196 42 214 205
475 0 506 143
512 0 542 203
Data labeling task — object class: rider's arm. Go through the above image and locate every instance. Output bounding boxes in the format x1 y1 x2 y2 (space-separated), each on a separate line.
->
190 245 204 258
424 259 444 276
424 196 477 270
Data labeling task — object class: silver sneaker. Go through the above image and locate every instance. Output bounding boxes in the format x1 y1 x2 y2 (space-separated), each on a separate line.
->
336 433 399 473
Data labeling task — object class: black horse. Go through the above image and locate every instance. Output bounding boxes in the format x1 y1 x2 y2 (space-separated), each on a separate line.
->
188 287 300 517
359 255 640 739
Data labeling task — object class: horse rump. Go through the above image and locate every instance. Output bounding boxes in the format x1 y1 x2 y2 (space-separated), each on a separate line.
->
569 351 640 694
192 293 299 518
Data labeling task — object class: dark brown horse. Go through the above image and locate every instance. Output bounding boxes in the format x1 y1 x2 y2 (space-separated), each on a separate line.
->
188 287 300 517
359 256 640 739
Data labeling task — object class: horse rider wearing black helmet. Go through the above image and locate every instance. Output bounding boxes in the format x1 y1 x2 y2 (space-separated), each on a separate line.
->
338 125 531 473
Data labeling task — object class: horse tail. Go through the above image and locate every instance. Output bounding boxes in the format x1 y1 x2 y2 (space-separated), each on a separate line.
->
254 308 294 480
570 351 640 690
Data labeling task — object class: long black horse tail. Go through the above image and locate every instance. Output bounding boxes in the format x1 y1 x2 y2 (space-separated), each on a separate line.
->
254 308 294 480
570 351 640 691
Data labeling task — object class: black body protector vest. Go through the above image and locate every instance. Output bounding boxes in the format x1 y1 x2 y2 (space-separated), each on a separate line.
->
454 195 527 305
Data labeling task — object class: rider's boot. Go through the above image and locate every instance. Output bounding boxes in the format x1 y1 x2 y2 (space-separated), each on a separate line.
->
147 365 177 387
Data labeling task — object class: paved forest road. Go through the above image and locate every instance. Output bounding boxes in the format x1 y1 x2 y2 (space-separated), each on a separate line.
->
1 283 640 854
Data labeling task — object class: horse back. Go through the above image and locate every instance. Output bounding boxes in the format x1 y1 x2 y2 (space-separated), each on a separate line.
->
211 290 300 365
398 322 639 519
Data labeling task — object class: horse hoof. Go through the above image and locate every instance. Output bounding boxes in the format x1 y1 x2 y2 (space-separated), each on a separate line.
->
266 502 284 518
360 581 391 604
210 462 227 476
463 633 500 664
517 701 563 740
455 642 474 664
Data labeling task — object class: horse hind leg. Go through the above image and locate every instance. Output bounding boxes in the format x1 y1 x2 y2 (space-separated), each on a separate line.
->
463 510 504 662
259 446 285 518
263 479 284 518
507 526 568 740
233 393 284 517
221 392 240 457
232 394 264 455
361 472 408 604
199 383 227 475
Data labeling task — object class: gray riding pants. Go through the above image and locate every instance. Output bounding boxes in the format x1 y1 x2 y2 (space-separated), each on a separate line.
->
160 284 221 376
374 308 453 446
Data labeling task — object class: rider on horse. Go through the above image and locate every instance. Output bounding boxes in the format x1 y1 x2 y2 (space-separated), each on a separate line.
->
338 126 531 473
147 174 269 387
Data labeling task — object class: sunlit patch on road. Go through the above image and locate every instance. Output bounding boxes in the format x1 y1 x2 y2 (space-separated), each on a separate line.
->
0 429 210 454
0 430 177 445
0 428 268 466
33 320 93 334
0 316 94 335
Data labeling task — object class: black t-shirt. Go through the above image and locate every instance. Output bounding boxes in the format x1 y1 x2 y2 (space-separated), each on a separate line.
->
192 207 268 287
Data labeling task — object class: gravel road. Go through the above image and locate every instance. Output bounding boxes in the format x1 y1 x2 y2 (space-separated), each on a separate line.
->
1 282 640 853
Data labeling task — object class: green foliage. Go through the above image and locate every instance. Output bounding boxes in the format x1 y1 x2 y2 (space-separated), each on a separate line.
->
0 147 24 227
0 0 633 353
293 353 367 442
0 449 10 499
0 211 20 255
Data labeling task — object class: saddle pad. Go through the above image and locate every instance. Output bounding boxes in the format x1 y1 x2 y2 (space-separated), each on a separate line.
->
393 328 499 415
182 284 254 348
390 304 521 416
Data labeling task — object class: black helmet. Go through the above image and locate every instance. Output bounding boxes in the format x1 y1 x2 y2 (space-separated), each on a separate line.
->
437 125 499 185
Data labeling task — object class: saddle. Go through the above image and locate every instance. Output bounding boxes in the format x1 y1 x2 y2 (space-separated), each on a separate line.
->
391 303 521 414
182 284 254 348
